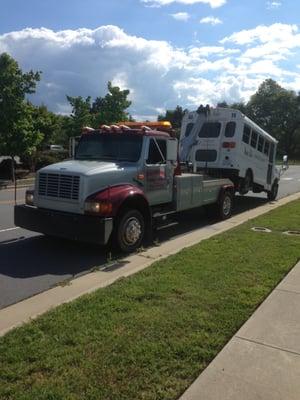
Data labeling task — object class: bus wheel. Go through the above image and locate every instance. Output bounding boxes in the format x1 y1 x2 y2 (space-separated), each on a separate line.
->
239 170 252 195
219 191 233 220
267 181 279 201
115 209 145 253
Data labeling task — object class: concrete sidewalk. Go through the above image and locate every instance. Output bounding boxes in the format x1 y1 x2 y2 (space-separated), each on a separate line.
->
180 260 300 400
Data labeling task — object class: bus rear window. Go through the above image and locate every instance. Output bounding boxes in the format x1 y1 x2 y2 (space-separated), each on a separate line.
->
250 131 258 149
225 121 236 138
198 122 221 138
242 125 251 144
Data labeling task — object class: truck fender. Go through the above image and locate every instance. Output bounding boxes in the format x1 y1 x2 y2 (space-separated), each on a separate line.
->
218 184 235 204
86 184 151 223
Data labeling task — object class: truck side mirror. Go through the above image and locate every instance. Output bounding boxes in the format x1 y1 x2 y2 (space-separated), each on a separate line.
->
167 139 178 162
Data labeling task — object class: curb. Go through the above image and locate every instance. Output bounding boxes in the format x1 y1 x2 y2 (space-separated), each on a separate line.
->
1 191 300 337
0 179 35 190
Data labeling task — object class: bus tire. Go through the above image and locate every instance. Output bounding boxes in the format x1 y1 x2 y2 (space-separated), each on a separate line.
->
114 209 145 253
239 170 252 195
219 191 233 220
267 181 279 201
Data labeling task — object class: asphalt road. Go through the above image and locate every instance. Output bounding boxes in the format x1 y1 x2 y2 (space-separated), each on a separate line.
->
0 166 299 310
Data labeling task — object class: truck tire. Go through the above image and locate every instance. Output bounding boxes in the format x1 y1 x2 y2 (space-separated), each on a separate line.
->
115 209 145 253
267 181 279 201
219 191 233 220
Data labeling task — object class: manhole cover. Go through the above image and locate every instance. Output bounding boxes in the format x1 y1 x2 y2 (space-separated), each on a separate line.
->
251 227 272 233
283 231 300 236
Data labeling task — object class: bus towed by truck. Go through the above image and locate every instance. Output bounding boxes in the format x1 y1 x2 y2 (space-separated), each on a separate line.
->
179 106 280 201
15 121 235 253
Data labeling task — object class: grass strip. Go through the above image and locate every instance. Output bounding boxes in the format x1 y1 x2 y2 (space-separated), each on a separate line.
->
1 200 300 400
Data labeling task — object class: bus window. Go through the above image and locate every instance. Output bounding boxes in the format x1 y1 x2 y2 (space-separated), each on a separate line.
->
264 141 270 156
250 131 258 149
242 125 251 144
257 136 264 152
198 122 221 138
225 121 236 138
185 123 194 137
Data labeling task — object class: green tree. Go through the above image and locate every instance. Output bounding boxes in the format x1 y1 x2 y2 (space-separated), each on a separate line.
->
66 95 92 137
30 104 64 146
0 53 41 180
91 81 131 127
247 79 300 156
158 105 185 130
217 101 229 108
229 101 248 115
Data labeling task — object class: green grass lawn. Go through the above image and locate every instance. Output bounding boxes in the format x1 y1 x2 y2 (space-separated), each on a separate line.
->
1 201 300 400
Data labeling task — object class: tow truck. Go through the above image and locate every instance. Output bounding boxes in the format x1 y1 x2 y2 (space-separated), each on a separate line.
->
14 121 234 252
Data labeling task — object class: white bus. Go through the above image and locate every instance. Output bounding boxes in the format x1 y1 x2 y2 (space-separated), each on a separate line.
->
179 107 279 200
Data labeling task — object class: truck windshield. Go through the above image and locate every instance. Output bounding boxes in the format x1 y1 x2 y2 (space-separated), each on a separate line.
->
75 133 143 162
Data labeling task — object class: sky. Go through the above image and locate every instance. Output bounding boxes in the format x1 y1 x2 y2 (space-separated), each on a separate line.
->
0 0 299 119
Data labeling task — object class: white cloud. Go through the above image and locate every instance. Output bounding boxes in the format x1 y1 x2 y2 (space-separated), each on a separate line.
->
141 0 226 8
266 1 282 9
200 16 223 25
1 23 300 117
221 23 299 45
170 12 190 21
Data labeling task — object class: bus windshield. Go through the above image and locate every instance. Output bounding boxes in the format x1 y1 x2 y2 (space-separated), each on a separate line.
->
75 133 143 162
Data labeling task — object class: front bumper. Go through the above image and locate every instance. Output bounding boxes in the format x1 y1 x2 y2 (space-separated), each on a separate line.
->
14 205 113 245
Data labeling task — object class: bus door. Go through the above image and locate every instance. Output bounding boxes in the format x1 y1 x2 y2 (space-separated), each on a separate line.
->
267 143 275 185
195 122 222 167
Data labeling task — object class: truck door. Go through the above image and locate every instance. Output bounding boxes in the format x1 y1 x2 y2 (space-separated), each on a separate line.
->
144 138 173 205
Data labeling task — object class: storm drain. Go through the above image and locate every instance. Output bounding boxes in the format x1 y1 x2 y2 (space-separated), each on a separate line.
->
251 227 272 233
283 231 300 236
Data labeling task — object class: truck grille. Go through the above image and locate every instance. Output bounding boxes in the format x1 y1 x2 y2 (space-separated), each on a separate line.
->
38 173 80 201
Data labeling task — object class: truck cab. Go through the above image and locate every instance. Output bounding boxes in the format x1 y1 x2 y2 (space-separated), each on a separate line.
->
15 123 234 253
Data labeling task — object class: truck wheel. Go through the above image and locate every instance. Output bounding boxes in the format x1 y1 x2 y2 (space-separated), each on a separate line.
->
267 181 279 201
219 191 233 220
115 209 145 253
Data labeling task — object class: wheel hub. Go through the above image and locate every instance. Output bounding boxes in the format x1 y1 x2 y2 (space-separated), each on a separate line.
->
223 196 231 216
123 217 142 245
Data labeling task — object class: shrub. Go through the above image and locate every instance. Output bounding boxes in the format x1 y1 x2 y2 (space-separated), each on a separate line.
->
35 150 69 171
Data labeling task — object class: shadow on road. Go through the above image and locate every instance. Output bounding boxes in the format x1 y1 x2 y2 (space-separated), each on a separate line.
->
0 195 268 281
0 236 110 279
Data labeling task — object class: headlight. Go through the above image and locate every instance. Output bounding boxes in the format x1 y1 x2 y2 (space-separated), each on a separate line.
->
84 201 113 215
25 190 34 206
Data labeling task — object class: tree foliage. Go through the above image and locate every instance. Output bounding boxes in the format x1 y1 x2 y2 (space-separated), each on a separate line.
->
0 53 42 159
91 81 132 126
66 82 132 137
247 79 300 156
158 105 185 131
66 96 92 137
